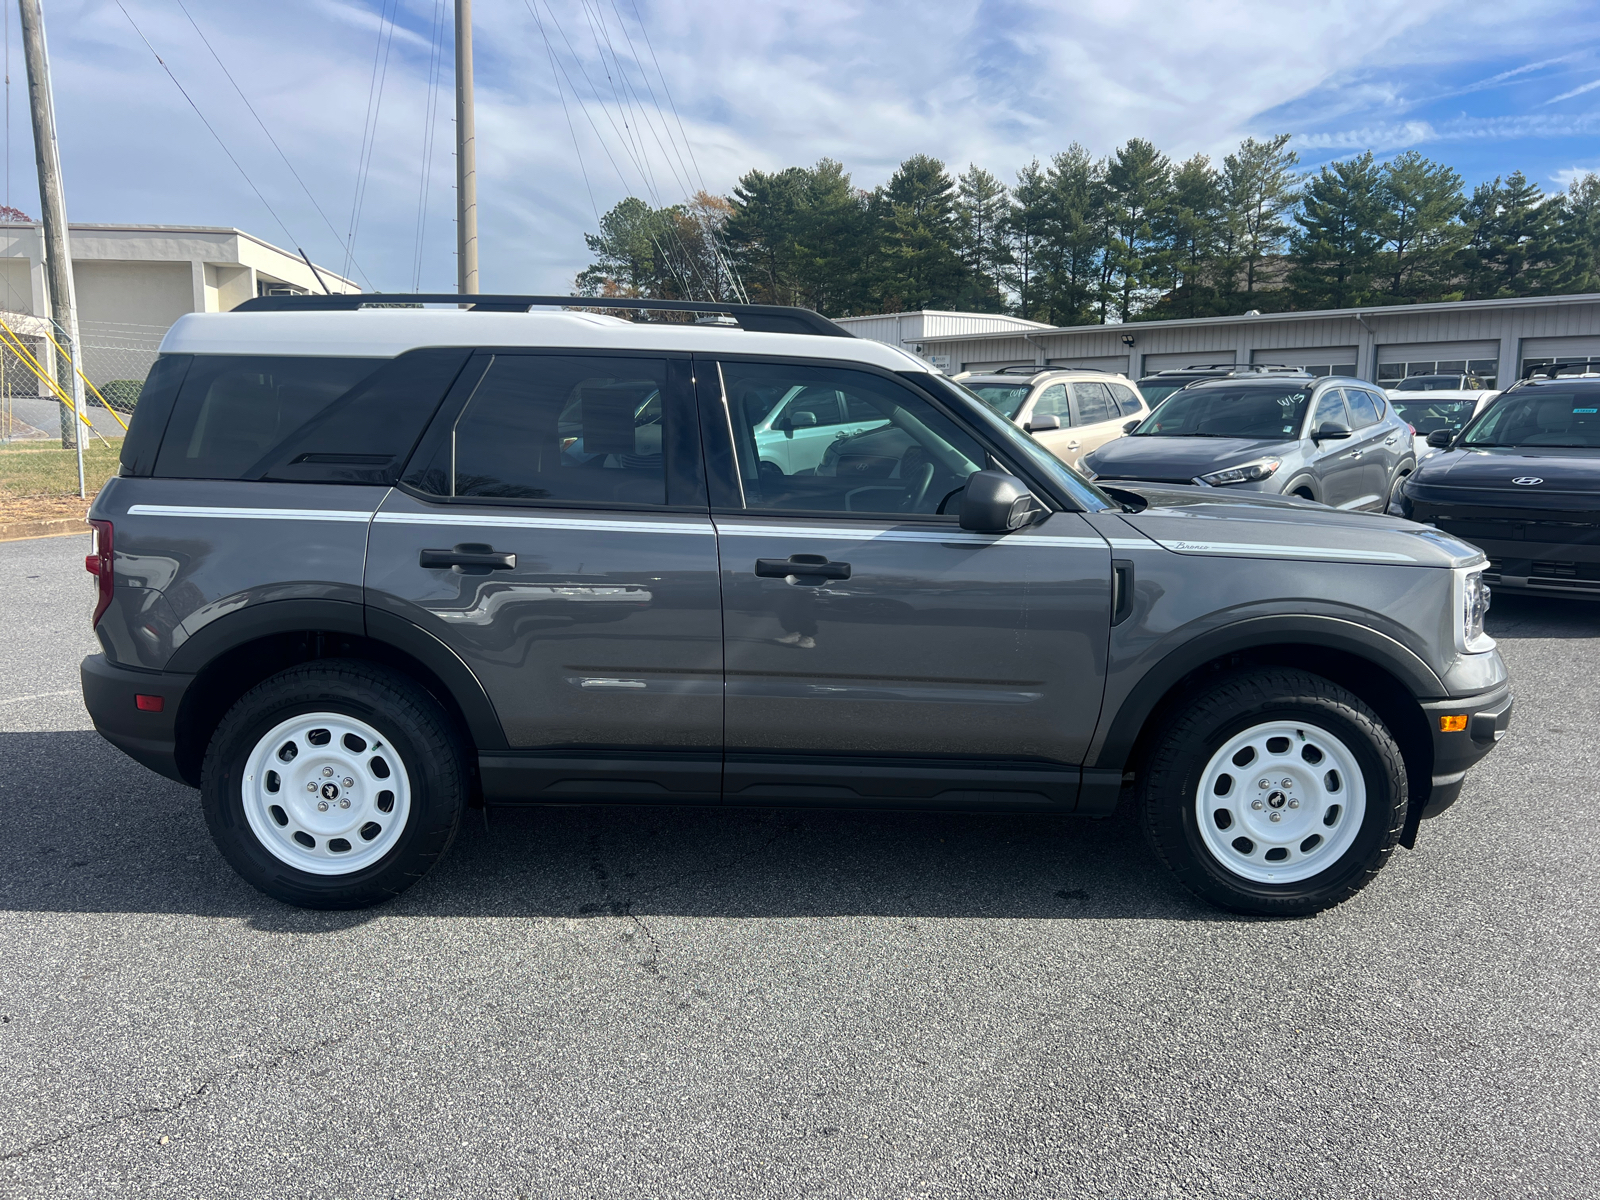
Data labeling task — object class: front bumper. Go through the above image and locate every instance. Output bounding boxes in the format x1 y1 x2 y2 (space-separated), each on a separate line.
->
1418 681 1514 818
81 654 194 786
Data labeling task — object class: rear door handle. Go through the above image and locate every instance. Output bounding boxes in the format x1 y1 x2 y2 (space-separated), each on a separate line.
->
755 554 851 582
420 544 517 571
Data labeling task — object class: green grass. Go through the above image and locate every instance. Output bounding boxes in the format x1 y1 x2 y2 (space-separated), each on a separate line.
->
0 439 124 499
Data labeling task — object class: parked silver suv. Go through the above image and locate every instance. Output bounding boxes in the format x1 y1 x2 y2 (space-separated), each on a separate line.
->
81 295 1510 917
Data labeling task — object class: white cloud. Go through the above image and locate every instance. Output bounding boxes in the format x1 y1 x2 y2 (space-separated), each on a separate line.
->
1543 77 1600 104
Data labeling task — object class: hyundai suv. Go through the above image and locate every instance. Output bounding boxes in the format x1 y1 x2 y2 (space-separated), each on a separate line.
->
81 295 1510 917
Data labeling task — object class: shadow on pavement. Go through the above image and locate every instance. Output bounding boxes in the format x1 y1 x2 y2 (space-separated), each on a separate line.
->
0 730 1220 927
1486 591 1600 639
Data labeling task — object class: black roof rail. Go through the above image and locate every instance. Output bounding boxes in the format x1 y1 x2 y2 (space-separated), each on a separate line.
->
230 293 855 338
994 364 1052 375
1521 360 1600 381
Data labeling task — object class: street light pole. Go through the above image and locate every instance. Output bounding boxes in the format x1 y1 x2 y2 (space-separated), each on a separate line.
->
18 0 84 494
455 0 477 295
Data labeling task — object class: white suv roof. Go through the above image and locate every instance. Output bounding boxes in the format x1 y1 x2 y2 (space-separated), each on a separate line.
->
160 308 933 373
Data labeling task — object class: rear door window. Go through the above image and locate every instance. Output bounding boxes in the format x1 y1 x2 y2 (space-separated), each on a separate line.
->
404 355 670 506
153 356 387 479
1344 388 1382 428
1071 381 1117 425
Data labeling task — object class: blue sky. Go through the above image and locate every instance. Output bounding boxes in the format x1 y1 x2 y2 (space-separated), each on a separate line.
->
17 0 1600 295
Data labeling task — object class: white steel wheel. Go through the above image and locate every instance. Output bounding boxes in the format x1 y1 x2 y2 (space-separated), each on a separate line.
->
240 711 412 875
1194 719 1367 885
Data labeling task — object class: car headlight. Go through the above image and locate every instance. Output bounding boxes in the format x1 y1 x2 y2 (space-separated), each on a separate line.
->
1455 566 1493 652
1198 457 1281 486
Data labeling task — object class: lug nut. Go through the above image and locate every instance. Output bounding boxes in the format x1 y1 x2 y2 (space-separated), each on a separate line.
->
1269 812 1281 822
306 782 316 792
342 778 354 788
339 799 351 809
1258 779 1270 789
321 767 334 778
1288 799 1300 809
1281 778 1292 788
1251 799 1264 810
317 801 329 812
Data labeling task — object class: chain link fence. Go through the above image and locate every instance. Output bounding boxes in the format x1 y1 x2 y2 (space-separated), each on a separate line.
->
0 312 159 508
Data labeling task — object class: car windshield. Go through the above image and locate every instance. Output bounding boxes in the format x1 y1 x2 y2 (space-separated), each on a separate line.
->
1460 389 1600 448
1133 384 1313 439
963 382 1033 419
1390 398 1478 435
1136 382 1188 406
1393 375 1469 392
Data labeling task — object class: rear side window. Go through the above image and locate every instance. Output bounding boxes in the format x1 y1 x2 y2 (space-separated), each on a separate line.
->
1344 388 1382 428
1109 382 1143 416
153 356 386 479
404 355 669 506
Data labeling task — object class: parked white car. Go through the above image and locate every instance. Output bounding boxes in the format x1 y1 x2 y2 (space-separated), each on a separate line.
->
1385 382 1498 460
952 366 1150 469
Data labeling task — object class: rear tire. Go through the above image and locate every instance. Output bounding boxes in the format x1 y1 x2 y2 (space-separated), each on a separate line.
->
201 660 465 909
1140 668 1406 916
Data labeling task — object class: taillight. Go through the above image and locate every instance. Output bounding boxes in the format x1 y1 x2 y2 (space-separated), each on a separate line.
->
87 519 114 627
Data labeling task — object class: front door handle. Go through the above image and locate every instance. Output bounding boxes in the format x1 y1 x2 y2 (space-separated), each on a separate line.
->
755 554 851 582
420 544 517 571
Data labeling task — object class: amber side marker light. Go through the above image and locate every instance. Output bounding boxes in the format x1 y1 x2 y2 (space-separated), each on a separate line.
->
1439 715 1468 732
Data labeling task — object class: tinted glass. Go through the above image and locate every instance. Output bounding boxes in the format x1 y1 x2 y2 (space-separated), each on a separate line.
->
1391 397 1478 435
1137 383 1185 405
1394 375 1470 392
154 356 386 479
1136 384 1313 440
1073 381 1116 424
119 353 192 477
1109 382 1143 416
1033 384 1070 420
1310 390 1350 431
405 355 668 505
1461 388 1600 449
964 382 1032 419
1344 388 1382 428
722 362 984 516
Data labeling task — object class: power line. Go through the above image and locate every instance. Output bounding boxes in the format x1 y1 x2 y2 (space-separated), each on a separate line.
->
528 3 600 226
171 0 369 289
411 0 448 290
345 0 398 284
113 1 303 252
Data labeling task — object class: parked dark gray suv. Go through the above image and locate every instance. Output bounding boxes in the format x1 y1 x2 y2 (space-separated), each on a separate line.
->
81 295 1510 917
1084 373 1417 510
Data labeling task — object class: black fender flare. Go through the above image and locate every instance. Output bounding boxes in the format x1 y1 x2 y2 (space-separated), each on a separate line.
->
1089 613 1445 772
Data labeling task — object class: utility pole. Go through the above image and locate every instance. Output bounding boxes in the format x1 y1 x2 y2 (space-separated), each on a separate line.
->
454 0 477 295
18 0 84 493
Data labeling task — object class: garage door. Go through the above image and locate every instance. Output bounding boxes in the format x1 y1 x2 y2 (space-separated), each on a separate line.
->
1048 354 1129 375
1520 336 1600 379
1139 350 1234 375
1252 347 1357 376
1377 340 1500 386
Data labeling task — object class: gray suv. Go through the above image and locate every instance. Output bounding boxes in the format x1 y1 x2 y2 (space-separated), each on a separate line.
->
80 295 1511 917
1084 373 1417 510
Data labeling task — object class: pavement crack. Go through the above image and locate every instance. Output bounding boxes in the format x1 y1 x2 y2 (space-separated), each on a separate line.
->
625 903 663 976
0 1033 346 1163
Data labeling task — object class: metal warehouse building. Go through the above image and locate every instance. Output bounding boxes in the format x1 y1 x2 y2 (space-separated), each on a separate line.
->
906 294 1600 389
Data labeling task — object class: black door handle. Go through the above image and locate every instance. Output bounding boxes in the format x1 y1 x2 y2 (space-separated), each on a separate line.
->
420 543 517 571
755 554 851 581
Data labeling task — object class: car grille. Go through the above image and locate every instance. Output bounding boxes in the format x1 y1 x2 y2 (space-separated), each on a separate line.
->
1484 557 1600 593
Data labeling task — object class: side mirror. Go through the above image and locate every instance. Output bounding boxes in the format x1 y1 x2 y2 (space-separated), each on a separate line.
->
1312 421 1352 442
1122 418 1141 434
1426 428 1454 448
959 470 1046 534
1024 413 1061 433
778 410 817 438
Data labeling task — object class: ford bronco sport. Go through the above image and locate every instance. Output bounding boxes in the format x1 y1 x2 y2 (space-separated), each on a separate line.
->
81 295 1512 916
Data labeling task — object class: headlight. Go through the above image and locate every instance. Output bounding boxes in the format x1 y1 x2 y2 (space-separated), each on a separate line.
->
1198 457 1281 486
1455 566 1493 652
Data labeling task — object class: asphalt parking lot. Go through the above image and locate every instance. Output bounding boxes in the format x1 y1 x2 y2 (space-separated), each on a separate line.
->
1 531 1595 1199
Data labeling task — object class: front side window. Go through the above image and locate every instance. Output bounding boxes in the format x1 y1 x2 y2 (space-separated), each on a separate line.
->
1136 384 1314 440
720 362 984 517
1310 390 1350 432
1461 388 1600 449
154 355 387 479
404 355 669 505
1033 384 1071 420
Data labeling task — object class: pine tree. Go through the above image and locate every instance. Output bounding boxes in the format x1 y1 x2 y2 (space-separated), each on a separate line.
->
1547 172 1600 295
1374 151 1466 304
1004 160 1050 320
879 155 964 311
1459 172 1554 299
1221 134 1301 305
1288 152 1385 309
954 166 1013 312
1147 153 1225 318
1037 145 1106 326
1104 138 1174 322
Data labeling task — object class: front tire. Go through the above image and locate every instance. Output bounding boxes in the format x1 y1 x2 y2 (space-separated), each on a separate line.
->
1141 669 1406 916
201 660 466 909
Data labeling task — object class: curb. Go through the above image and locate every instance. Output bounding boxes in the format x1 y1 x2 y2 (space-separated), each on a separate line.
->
0 516 87 543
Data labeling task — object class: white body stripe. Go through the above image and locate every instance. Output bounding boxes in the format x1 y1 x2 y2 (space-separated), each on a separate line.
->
127 504 373 523
714 523 1106 549
373 511 712 536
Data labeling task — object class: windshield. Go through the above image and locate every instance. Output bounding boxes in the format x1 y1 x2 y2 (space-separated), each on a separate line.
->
1460 388 1600 449
1137 382 1188 406
963 382 1033 419
1133 384 1313 440
1390 398 1479 435
1393 375 1470 392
